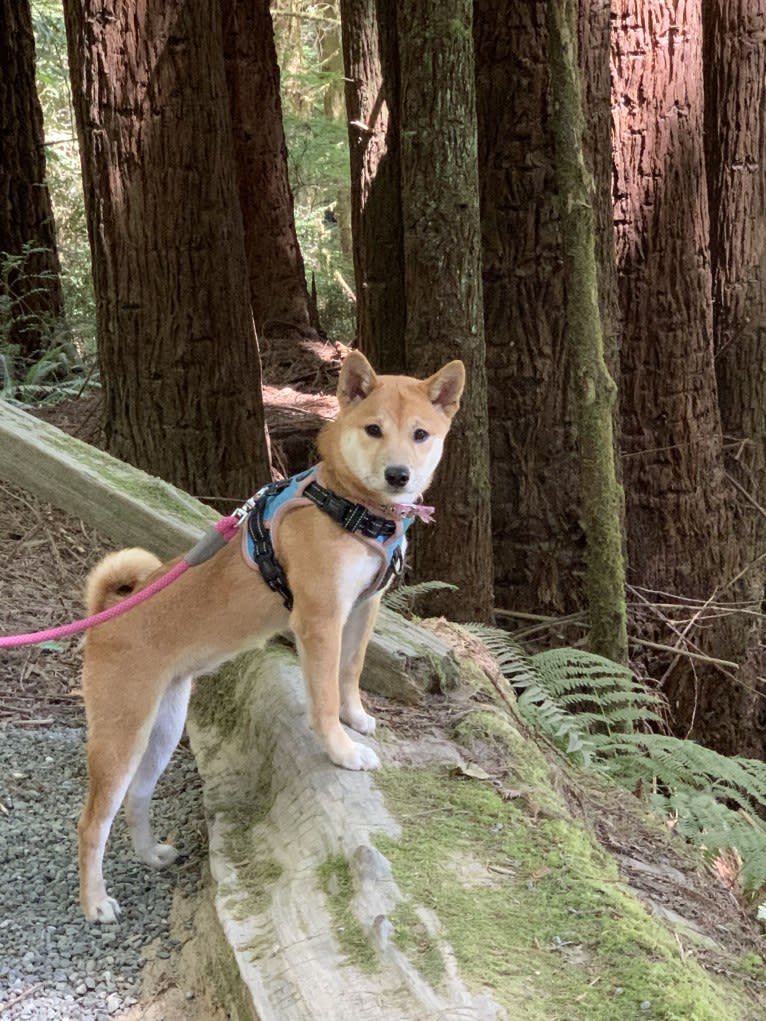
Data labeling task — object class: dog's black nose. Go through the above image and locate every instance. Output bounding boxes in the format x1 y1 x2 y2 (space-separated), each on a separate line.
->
385 465 410 489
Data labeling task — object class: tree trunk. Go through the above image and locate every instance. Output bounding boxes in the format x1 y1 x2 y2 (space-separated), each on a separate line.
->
396 0 493 622
548 0 627 664
703 0 766 755
63 0 270 507
317 4 345 121
271 0 311 117
0 0 67 360
340 0 406 371
222 0 316 348
474 1 583 619
611 0 741 749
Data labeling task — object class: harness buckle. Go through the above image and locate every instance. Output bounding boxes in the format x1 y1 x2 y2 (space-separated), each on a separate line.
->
340 502 370 532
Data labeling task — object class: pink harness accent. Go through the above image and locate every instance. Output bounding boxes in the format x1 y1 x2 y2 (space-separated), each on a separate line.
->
0 516 240 649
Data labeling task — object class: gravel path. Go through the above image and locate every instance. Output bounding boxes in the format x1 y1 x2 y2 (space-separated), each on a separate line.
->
0 726 207 1020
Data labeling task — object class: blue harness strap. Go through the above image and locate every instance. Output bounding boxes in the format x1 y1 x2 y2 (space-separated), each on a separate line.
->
245 466 410 610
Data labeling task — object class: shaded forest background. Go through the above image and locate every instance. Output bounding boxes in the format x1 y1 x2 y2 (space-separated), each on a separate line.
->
1 0 764 765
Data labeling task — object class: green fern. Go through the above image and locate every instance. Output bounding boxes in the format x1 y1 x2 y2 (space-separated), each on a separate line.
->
461 623 596 763
459 623 766 892
657 789 766 891
383 580 456 616
0 337 98 406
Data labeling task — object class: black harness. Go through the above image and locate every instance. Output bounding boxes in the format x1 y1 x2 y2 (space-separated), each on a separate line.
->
246 474 405 611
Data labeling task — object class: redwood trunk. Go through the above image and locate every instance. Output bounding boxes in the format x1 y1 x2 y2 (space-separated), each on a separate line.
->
222 0 315 346
396 0 493 621
474 1 582 618
703 0 766 754
64 0 269 506
340 0 406 371
0 0 67 359
612 0 738 748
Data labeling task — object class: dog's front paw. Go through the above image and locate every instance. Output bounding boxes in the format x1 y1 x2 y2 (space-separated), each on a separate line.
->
84 895 121 925
334 740 380 771
341 704 377 736
137 842 179 869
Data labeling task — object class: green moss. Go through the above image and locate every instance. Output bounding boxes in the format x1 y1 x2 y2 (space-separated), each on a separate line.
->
387 898 446 986
222 767 281 921
226 859 283 920
317 854 379 974
547 0 627 664
195 885 260 1021
454 708 544 770
191 658 246 739
425 649 462 693
44 427 216 528
452 708 562 816
375 766 753 1021
737 952 766 982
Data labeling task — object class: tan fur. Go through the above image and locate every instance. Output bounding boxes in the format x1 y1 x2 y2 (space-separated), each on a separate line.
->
77 352 464 922
85 548 163 613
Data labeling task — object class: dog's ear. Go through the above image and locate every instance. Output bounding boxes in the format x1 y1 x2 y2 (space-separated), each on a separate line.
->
425 360 465 419
338 350 378 407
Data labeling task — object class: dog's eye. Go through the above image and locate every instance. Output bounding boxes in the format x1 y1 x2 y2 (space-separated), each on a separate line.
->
365 423 383 438
413 428 429 443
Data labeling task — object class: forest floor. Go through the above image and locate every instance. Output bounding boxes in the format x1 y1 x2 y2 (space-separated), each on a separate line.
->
2 385 766 1018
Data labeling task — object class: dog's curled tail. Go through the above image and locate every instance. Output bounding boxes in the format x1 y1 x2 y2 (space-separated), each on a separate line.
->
85 549 163 615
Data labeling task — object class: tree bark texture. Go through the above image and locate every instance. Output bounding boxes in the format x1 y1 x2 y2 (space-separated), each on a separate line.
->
0 0 67 359
341 0 406 371
396 0 493 622
474 1 583 618
612 0 742 750
63 0 270 507
549 0 627 664
703 0 766 752
577 0 620 375
222 0 315 345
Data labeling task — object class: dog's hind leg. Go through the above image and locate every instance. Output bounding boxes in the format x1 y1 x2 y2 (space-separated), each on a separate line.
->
124 675 192 869
78 706 157 923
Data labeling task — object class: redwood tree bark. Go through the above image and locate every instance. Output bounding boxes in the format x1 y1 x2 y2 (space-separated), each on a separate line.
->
63 0 269 506
703 0 766 753
396 0 493 621
474 1 582 619
222 0 315 345
340 0 406 371
0 0 67 359
612 0 740 749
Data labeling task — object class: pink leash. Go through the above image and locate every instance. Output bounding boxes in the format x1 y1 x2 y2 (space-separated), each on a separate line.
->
0 515 241 649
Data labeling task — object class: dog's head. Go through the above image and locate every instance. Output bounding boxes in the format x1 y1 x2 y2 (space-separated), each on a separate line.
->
319 351 465 505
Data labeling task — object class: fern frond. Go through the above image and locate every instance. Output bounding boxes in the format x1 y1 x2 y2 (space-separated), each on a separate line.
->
459 624 595 764
653 789 766 890
460 623 540 685
452 621 766 891
383 581 456 615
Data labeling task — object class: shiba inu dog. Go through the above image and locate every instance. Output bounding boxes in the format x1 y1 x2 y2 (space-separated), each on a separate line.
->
77 351 465 922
